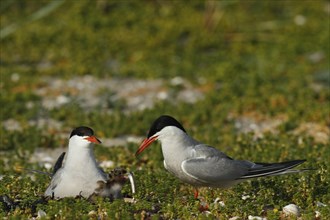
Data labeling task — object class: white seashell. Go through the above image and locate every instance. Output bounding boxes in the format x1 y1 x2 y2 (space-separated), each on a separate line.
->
99 160 114 168
282 204 300 216
248 215 266 220
241 194 250 200
229 216 240 220
11 73 20 82
37 210 46 218
316 201 327 207
218 201 225 207
214 197 225 207
203 211 212 216
214 197 221 203
44 162 53 170
88 210 97 216
294 15 306 26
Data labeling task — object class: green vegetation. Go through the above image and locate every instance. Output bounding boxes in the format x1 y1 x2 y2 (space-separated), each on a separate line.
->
0 0 329 219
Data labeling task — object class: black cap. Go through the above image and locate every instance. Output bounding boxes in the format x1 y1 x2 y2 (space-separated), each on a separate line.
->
70 126 94 138
147 115 186 138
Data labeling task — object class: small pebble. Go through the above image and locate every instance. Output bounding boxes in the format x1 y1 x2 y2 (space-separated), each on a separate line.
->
294 15 306 26
11 73 20 82
2 119 22 131
44 162 53 170
308 51 324 63
56 95 70 105
157 91 168 100
170 76 185 86
124 198 136 203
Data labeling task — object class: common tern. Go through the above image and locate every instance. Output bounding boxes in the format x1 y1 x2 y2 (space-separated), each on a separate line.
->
45 126 108 198
44 126 136 199
136 115 311 198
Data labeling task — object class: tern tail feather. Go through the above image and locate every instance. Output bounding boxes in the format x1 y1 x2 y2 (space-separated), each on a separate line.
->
238 159 312 179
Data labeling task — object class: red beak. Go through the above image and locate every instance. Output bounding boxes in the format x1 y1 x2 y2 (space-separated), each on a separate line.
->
84 136 102 144
135 136 158 156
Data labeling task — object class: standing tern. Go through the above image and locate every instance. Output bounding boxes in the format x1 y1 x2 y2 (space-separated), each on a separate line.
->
135 115 311 198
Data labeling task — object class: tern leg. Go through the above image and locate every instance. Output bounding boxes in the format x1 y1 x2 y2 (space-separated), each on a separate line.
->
194 188 199 199
198 202 209 212
193 187 210 211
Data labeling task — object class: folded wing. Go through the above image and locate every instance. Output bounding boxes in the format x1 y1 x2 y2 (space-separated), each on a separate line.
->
181 156 250 184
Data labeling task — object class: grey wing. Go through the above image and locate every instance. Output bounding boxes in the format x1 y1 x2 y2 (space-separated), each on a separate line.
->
192 144 233 159
181 156 251 184
52 152 66 177
98 167 109 180
183 144 253 184
45 152 66 197
44 168 64 196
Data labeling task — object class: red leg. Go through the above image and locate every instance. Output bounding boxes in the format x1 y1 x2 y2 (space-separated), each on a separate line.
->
198 202 209 212
194 188 199 199
194 188 210 212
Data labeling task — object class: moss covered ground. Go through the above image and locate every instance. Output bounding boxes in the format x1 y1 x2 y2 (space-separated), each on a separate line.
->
0 1 329 219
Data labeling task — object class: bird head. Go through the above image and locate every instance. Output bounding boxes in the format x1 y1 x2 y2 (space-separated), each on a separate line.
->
69 126 101 149
135 115 186 156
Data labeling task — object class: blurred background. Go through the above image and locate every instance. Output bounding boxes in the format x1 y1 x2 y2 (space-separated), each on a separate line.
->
0 0 329 218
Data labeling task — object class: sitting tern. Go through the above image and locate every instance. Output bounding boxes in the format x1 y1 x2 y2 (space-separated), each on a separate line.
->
45 126 108 198
45 126 135 199
136 115 311 198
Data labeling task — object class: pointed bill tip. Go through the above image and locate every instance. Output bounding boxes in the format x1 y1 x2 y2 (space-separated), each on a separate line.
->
85 136 102 144
135 138 148 156
135 136 158 156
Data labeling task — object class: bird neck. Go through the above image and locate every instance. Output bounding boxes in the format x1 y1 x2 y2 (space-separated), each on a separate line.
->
160 132 198 156
65 144 99 170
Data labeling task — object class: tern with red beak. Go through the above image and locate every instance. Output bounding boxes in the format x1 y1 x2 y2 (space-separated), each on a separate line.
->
44 126 108 198
136 115 311 198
